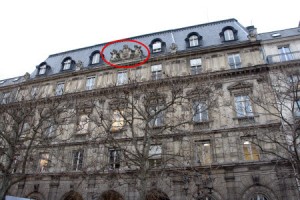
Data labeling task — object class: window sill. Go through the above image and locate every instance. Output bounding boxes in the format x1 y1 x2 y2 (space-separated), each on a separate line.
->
192 120 212 129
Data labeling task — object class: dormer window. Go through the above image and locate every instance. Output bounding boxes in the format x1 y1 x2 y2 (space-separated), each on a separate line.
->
189 35 199 47
37 62 50 76
90 51 101 65
39 65 46 75
63 59 71 70
185 32 202 48
220 26 238 42
149 39 165 54
0 80 6 84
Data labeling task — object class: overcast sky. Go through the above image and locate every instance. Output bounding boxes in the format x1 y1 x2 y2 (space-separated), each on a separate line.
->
0 0 299 80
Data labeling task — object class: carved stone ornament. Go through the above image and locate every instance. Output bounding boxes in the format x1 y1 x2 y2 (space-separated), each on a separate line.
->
169 43 178 53
75 60 84 71
23 72 30 80
110 45 143 62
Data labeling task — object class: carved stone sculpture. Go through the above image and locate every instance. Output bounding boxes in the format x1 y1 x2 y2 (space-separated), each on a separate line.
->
110 45 143 62
75 60 84 71
170 43 178 53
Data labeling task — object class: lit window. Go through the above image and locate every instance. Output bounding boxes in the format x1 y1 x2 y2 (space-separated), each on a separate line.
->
92 53 100 64
190 58 202 75
39 65 46 75
77 114 89 134
193 101 208 122
153 41 162 53
278 46 293 62
109 149 120 169
38 153 49 172
86 76 95 90
151 64 162 80
149 145 162 167
149 106 164 127
55 82 65 96
189 35 199 47
63 59 71 70
112 110 125 131
72 150 84 171
224 29 234 41
243 140 259 161
195 141 212 165
117 71 128 85
235 95 253 117
228 54 241 69
1 92 11 104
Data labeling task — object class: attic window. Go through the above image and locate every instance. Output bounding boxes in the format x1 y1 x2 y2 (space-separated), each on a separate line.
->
271 33 281 37
0 80 5 84
13 77 19 82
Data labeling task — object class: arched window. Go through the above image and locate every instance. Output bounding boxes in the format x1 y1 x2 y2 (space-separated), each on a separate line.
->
189 35 199 47
90 52 100 64
224 29 234 41
63 59 72 70
39 64 47 75
153 41 162 53
250 194 269 200
36 62 50 76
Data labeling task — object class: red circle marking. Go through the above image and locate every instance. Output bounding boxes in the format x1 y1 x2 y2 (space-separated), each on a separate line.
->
100 39 151 69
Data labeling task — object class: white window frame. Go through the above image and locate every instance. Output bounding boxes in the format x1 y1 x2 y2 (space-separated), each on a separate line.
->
149 145 162 167
153 41 162 53
228 53 241 69
92 53 100 64
117 71 128 86
86 76 95 90
72 150 84 171
190 58 202 75
193 101 208 122
39 65 46 75
151 64 162 80
189 35 199 47
55 82 65 96
63 59 71 70
234 95 253 117
109 149 120 169
195 141 212 165
278 46 293 62
224 29 234 41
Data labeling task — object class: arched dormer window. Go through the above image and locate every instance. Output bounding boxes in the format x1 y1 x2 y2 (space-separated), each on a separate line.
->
61 57 75 71
185 32 203 48
149 38 166 54
89 51 101 65
220 26 238 42
36 62 50 76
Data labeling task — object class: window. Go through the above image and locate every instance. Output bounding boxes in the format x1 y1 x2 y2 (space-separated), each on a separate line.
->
224 29 234 41
45 123 56 138
228 54 241 69
243 140 259 161
0 80 5 84
55 82 65 96
1 92 11 104
189 35 199 47
294 100 300 117
278 46 293 62
111 110 125 131
39 64 46 75
250 194 268 200
86 76 95 90
193 101 208 122
195 141 212 165
109 149 120 169
153 41 162 53
149 145 162 167
63 59 72 70
190 58 202 75
151 64 162 80
38 153 49 172
235 95 253 117
31 86 39 97
91 53 100 64
12 155 20 173
149 106 164 127
117 71 128 85
72 150 84 171
77 114 89 134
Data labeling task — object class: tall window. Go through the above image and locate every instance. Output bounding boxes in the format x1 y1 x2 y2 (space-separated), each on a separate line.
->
193 101 208 122
149 106 164 127
278 46 293 62
195 141 212 165
243 140 259 161
190 58 202 75
31 86 39 97
91 53 100 64
45 123 56 138
55 82 65 96
77 114 89 134
39 65 46 75
1 92 11 104
117 71 128 85
224 29 234 41
86 76 95 90
228 53 241 69
72 150 84 171
151 64 162 80
189 35 199 47
112 110 125 131
294 100 300 117
38 153 49 172
109 149 120 169
235 95 253 117
149 145 162 167
63 59 71 70
153 41 162 53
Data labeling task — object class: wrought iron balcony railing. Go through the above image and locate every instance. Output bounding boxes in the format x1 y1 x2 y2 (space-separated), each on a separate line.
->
266 51 300 64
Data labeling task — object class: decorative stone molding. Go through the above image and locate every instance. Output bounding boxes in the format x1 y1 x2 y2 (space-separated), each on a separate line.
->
110 45 143 62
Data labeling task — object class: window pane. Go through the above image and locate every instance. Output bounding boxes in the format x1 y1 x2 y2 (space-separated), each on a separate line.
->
195 142 212 164
224 29 234 41
117 71 128 85
56 82 64 96
39 65 46 75
190 58 202 66
151 64 162 72
153 42 162 52
86 77 95 90
92 53 100 64
63 59 71 70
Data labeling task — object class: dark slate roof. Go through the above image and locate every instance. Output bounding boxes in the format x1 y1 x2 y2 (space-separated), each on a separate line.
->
0 76 25 88
258 27 300 41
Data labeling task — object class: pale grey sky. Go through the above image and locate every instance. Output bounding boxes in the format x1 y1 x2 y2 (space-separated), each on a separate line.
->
0 0 299 80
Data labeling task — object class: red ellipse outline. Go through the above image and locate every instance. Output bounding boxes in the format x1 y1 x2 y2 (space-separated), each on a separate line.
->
100 39 151 69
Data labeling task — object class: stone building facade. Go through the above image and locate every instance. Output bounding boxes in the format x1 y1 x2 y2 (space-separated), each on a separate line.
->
1 19 300 200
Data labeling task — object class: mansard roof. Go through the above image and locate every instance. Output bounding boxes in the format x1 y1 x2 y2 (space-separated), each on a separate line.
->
258 27 300 41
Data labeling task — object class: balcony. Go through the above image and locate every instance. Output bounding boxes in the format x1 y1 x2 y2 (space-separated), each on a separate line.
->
266 51 300 64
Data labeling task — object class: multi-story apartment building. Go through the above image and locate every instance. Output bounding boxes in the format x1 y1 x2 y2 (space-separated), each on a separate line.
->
1 18 300 200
